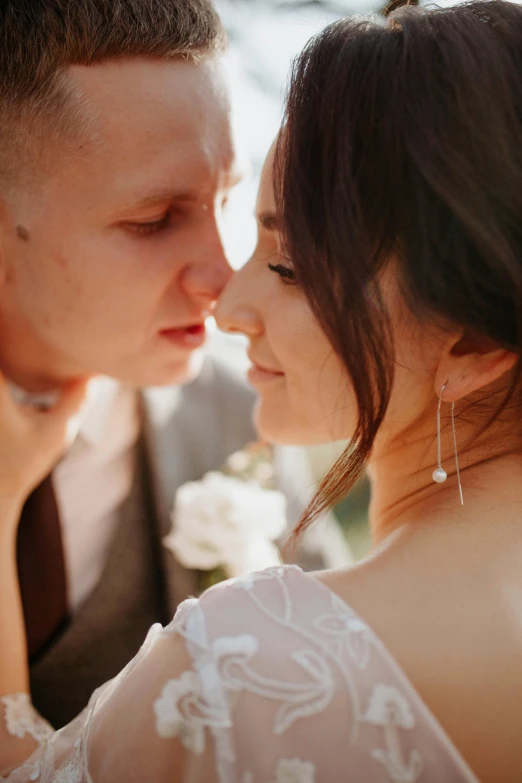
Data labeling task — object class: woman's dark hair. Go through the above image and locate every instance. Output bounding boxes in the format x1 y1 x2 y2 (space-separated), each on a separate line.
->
275 0 522 531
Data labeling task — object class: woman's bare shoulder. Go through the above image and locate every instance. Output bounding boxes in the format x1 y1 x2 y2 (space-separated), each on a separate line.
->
313 520 522 782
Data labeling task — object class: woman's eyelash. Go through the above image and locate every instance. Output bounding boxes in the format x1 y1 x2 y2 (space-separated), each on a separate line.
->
268 262 297 283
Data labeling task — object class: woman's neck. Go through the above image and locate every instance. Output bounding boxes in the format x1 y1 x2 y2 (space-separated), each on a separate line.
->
368 415 522 545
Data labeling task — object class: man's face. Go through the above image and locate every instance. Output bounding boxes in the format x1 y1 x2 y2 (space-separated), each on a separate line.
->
0 56 237 390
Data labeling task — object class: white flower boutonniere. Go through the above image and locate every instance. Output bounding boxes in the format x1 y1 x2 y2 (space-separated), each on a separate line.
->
164 443 287 592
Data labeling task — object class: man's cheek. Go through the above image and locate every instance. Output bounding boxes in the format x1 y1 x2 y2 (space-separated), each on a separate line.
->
52 251 69 270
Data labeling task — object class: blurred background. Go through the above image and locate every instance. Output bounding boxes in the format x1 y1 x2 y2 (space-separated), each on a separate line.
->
207 0 392 559
215 0 379 272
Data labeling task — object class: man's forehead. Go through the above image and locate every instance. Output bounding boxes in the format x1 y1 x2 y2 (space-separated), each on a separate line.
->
110 112 242 207
68 56 232 154
60 56 239 202
69 55 228 103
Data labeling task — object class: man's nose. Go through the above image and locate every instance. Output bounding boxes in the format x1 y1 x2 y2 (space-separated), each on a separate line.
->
178 221 233 304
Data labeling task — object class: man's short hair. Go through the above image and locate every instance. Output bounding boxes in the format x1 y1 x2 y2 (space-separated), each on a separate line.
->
0 0 226 186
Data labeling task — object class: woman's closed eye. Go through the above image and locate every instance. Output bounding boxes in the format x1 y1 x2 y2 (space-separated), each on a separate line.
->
268 261 297 284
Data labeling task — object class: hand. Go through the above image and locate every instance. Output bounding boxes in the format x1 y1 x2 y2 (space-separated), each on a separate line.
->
0 374 89 510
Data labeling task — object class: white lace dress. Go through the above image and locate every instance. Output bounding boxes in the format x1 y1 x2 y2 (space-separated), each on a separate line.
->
1 565 480 783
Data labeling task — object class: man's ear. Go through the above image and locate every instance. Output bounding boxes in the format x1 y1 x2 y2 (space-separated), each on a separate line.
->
434 329 518 402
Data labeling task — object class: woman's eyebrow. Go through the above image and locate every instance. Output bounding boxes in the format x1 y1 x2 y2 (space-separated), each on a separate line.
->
257 211 279 231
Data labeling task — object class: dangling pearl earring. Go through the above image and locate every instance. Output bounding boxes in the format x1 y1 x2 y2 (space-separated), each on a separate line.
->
432 384 464 505
432 384 448 484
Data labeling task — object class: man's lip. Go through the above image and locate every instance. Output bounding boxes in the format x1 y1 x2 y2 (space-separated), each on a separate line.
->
159 322 207 348
160 321 206 333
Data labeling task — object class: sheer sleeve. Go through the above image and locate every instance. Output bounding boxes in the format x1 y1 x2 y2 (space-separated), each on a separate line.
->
0 601 224 783
1 565 479 783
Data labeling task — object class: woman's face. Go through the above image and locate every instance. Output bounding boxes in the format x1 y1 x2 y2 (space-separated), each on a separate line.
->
217 147 445 449
215 149 355 445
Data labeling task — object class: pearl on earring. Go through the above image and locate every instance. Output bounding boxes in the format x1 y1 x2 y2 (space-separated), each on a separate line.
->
432 467 447 483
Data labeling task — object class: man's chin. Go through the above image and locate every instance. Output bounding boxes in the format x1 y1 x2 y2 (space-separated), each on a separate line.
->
149 350 206 386
134 349 206 388
90 348 206 389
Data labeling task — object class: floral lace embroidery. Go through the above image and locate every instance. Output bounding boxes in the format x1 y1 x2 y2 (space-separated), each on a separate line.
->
314 593 373 670
363 685 423 783
154 668 231 755
0 694 53 744
52 739 82 783
154 635 261 753
22 737 83 783
275 759 316 782
242 759 316 783
51 760 81 783
154 642 331 763
154 567 426 783
0 567 475 783
226 646 333 734
229 567 292 593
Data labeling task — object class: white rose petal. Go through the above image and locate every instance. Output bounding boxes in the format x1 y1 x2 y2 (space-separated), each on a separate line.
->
164 472 287 576
163 530 224 571
227 451 251 472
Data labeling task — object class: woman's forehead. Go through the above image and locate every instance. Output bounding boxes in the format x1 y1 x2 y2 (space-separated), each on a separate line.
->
256 146 277 213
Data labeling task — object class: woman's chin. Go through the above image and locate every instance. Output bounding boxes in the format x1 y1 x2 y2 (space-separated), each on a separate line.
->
253 399 325 447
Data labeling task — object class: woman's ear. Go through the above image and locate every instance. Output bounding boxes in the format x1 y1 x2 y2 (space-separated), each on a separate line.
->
434 329 518 402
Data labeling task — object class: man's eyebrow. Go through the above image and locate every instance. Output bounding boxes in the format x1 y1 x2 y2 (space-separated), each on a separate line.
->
257 211 279 231
128 188 200 210
125 170 244 211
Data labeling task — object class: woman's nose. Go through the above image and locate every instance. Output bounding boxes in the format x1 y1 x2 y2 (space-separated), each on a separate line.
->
215 266 262 338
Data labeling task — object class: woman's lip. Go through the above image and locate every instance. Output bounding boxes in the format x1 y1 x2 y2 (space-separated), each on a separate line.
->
247 364 285 384
159 323 207 348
